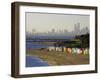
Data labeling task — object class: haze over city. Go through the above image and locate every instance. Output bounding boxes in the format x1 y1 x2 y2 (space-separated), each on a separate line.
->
26 12 89 36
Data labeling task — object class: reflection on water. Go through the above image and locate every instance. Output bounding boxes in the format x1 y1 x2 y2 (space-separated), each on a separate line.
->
26 42 53 49
26 56 49 67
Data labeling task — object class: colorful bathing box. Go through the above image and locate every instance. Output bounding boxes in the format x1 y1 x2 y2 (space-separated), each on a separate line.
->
48 47 89 55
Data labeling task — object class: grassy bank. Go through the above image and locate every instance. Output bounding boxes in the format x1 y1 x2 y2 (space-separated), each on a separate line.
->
26 49 89 66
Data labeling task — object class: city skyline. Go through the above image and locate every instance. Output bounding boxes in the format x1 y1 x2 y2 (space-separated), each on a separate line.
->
26 23 89 37
26 12 90 33
30 23 89 33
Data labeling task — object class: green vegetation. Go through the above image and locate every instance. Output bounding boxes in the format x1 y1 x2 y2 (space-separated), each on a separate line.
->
54 33 89 48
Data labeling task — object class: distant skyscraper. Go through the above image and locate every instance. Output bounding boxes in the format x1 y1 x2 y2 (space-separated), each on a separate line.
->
59 30 63 33
74 23 80 35
64 29 68 33
32 29 36 32
51 29 55 33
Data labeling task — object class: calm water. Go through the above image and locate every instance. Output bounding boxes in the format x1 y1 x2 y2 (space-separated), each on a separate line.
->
26 56 49 67
26 42 53 49
26 36 75 49
30 35 75 39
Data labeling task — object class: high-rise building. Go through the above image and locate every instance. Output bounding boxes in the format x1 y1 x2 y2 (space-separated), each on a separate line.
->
74 23 80 35
51 29 55 33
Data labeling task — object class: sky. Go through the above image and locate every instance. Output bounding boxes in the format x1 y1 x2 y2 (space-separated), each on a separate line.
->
26 12 89 33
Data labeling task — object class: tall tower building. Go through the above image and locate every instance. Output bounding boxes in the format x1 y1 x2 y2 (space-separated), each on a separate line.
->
74 23 80 35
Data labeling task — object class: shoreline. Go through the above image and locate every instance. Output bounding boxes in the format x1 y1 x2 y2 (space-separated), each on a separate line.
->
26 49 89 66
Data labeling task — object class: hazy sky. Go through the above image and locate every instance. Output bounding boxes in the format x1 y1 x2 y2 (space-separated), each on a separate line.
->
26 12 89 33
